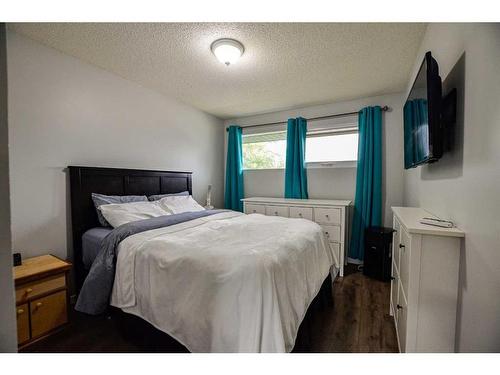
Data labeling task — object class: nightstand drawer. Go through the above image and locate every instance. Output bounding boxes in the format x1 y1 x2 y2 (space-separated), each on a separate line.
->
16 303 30 345
16 274 66 304
30 290 67 339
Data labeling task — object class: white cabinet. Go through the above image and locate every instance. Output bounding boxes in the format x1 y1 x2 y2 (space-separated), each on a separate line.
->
242 197 351 277
390 207 464 353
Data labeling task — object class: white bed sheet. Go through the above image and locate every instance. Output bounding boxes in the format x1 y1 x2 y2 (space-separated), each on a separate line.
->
110 211 333 352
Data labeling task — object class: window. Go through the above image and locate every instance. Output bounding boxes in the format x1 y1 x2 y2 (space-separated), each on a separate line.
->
305 127 358 165
242 131 286 169
242 125 358 170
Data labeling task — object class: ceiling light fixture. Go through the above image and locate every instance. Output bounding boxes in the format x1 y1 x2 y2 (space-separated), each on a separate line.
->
210 38 244 66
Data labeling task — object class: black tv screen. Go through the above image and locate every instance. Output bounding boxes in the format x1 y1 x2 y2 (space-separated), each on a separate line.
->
403 52 442 169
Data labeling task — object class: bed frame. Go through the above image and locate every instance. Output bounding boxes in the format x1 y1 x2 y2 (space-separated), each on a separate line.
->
68 166 192 290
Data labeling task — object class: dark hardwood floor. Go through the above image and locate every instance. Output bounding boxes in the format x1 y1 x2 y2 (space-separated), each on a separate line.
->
21 264 398 353
309 264 399 352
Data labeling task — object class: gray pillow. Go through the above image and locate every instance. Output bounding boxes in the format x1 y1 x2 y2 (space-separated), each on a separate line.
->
148 191 189 201
91 193 148 227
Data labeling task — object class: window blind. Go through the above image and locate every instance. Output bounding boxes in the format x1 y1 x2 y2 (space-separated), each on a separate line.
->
242 131 286 144
242 125 357 143
306 125 358 138
241 112 358 140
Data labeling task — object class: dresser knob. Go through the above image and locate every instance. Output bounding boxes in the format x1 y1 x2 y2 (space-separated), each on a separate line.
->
399 244 405 249
36 302 43 308
396 304 403 310
298 213 302 217
390 276 395 280
274 212 278 215
17 308 24 315
26 288 33 293
325 214 329 218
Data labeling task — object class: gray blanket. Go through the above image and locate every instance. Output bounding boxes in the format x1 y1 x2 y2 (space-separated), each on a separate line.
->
75 210 225 315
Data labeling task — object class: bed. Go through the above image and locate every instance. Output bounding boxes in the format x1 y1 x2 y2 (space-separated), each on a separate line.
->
69 166 335 353
82 227 112 269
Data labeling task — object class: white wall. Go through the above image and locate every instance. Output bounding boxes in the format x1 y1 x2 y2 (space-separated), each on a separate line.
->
7 31 225 262
403 24 500 352
225 92 405 227
0 24 17 353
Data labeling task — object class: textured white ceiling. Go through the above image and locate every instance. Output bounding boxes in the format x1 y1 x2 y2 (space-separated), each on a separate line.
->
9 23 426 119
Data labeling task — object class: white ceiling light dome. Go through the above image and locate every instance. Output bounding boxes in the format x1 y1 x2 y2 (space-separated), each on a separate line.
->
210 38 244 66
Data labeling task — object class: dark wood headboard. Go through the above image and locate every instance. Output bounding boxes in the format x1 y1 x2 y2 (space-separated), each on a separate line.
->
69 166 192 290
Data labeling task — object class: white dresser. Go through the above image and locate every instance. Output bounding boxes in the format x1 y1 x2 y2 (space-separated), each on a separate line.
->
242 197 352 277
390 207 465 352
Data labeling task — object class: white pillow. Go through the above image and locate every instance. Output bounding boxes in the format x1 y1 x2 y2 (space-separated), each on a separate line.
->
158 195 205 214
99 201 170 228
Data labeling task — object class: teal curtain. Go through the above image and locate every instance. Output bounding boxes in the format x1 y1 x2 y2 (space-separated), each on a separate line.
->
224 126 244 212
403 99 429 168
349 106 382 261
284 117 308 199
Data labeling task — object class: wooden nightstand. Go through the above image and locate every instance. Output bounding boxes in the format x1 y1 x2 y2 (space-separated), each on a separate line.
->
13 254 72 348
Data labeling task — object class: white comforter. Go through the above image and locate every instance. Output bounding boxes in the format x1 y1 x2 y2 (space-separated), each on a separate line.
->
110 211 334 352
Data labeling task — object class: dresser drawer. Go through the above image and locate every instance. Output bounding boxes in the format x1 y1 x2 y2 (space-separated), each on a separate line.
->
399 227 411 297
330 242 340 269
392 217 401 272
396 282 408 352
265 205 289 218
245 203 266 215
314 207 341 225
30 290 67 339
390 265 399 320
16 303 30 345
289 206 313 220
321 225 341 243
16 274 66 304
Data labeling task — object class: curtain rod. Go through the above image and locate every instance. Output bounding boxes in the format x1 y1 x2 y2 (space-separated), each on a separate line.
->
227 105 389 131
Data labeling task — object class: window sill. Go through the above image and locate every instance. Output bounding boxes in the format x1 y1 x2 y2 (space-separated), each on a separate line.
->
306 161 357 169
243 168 284 171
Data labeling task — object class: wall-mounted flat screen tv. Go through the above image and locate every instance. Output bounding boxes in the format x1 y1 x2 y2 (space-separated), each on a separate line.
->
403 51 443 169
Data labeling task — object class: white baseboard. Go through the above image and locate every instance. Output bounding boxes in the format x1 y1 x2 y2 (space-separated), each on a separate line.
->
347 257 363 265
